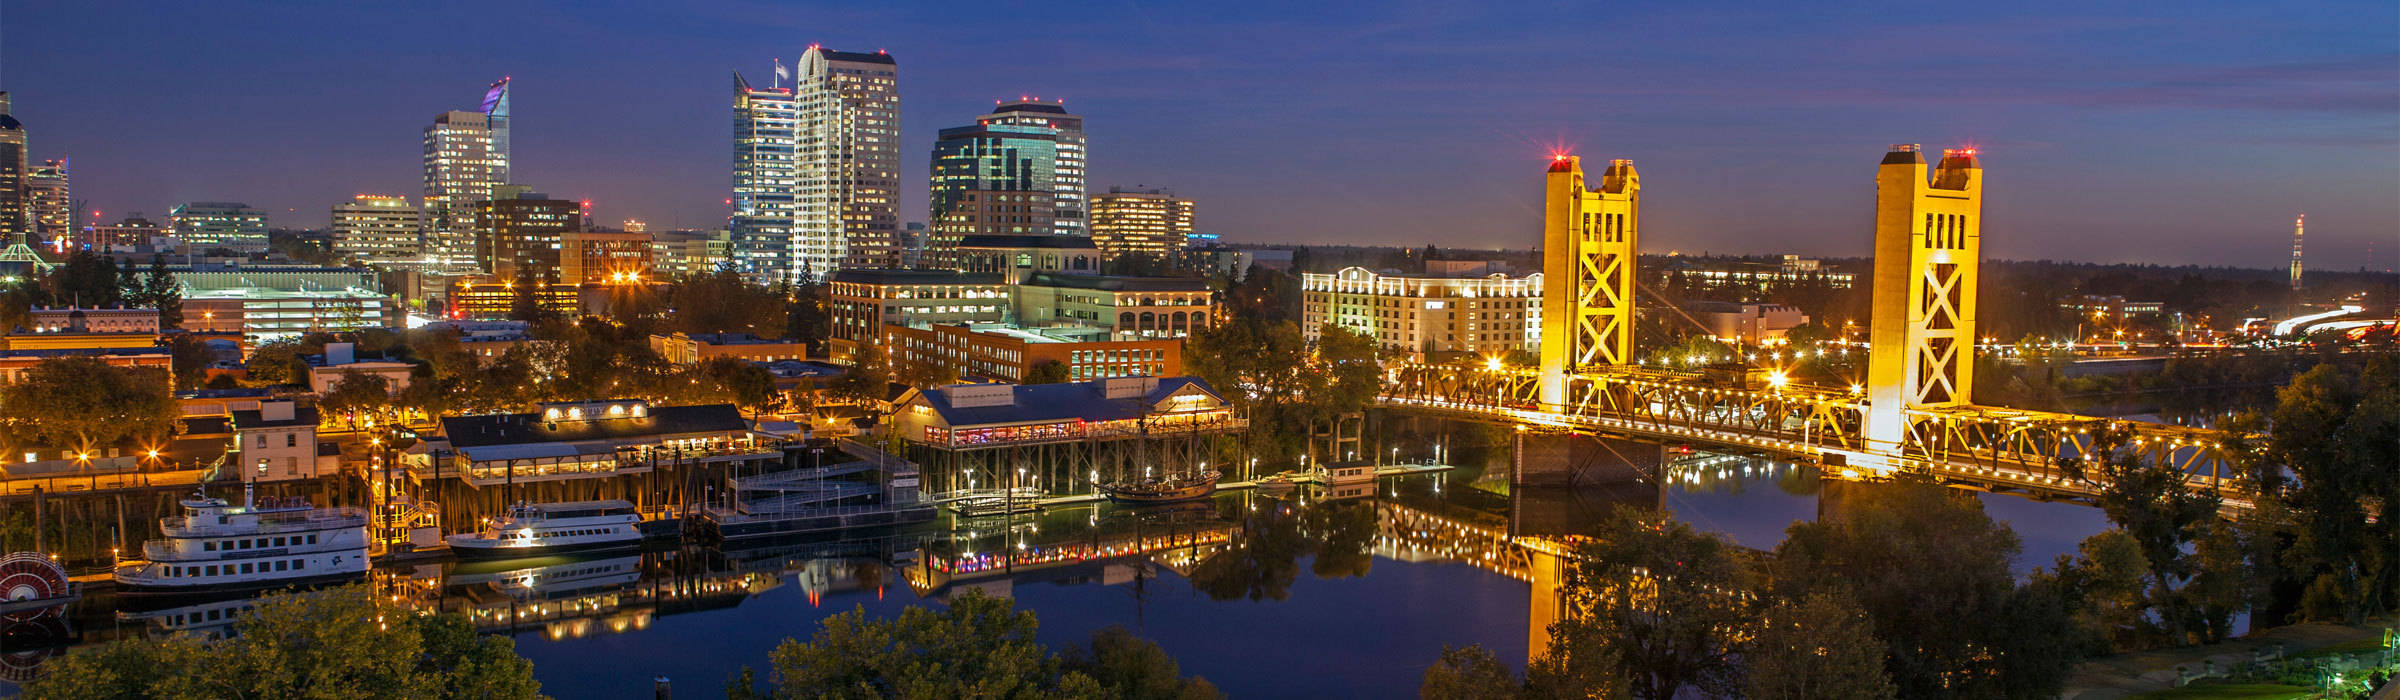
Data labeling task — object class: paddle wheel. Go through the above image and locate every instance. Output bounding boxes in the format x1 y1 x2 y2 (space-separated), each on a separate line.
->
0 553 71 622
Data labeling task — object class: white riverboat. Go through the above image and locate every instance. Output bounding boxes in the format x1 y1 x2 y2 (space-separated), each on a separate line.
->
446 500 644 560
112 487 370 596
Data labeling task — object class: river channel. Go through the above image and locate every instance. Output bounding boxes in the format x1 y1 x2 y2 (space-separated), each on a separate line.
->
3 442 2116 699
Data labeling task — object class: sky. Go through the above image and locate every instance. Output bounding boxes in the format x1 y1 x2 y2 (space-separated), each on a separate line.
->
3 0 2394 269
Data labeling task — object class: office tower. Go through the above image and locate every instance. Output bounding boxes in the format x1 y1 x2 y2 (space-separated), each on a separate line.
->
1088 187 1194 261
26 159 70 241
733 47 900 283
927 118 1060 268
90 213 161 251
1864 144 1982 458
560 229 655 284
2290 215 2304 290
0 93 26 245
331 194 424 264
983 100 1085 237
733 67 799 279
169 202 270 253
424 78 512 271
474 191 577 280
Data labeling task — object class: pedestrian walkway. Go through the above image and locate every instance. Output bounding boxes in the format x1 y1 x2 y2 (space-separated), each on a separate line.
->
2063 616 2397 700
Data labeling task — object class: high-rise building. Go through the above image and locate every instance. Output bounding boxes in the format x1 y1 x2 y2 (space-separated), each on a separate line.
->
732 67 799 279
424 78 512 272
474 192 577 281
330 195 424 264
732 47 900 282
26 159 70 241
982 100 1085 237
169 202 269 252
927 119 1060 268
2290 214 2304 290
559 229 654 285
0 93 27 245
1089 187 1194 261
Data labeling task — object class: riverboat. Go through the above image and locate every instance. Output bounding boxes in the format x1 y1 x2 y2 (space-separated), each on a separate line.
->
112 487 370 596
447 500 644 560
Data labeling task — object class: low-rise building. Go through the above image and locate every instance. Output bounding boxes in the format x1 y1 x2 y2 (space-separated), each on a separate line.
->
1300 265 1543 360
889 376 1239 451
652 230 732 278
880 323 1182 383
1661 254 1855 291
0 347 173 383
1687 301 1810 344
828 269 1012 346
560 229 655 285
650 332 811 365
444 276 578 320
231 400 336 483
424 400 771 490
25 306 160 334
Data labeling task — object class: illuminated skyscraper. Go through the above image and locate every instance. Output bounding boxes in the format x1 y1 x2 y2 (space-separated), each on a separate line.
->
0 93 27 245
733 66 799 279
1089 187 1194 262
26 159 70 242
2290 215 2304 290
424 78 512 271
927 117 1060 268
734 47 900 283
982 100 1085 237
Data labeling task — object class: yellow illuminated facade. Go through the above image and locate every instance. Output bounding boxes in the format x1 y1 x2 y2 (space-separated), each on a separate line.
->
1865 144 1981 454
1538 155 1639 410
1300 266 1542 360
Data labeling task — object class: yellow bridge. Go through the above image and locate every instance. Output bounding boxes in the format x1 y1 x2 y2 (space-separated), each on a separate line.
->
1375 147 2253 507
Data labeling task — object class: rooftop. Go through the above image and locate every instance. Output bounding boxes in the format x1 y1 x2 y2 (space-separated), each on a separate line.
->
958 234 1097 250
830 269 1006 285
1026 273 1210 292
440 403 750 448
911 377 1223 427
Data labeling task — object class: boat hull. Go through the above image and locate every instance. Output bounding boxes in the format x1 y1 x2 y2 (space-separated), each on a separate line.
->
1100 482 1219 505
110 570 367 602
445 537 643 561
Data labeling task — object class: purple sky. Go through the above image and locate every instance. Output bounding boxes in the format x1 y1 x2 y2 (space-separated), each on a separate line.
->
5 1 2393 268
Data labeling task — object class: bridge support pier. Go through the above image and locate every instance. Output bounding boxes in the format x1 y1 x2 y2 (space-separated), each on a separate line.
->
1511 432 1664 487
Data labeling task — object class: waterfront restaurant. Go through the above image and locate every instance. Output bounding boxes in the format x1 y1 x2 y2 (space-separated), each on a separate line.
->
890 376 1241 450
426 400 774 488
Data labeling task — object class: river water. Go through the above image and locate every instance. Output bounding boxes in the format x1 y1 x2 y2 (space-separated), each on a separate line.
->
7 445 2115 699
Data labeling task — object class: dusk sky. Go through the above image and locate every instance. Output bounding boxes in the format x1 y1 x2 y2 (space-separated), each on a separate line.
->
5 0 2393 269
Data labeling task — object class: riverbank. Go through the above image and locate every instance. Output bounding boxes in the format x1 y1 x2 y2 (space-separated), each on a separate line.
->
2062 616 2399 700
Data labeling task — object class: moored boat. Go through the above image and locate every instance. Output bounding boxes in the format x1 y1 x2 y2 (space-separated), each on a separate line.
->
1098 470 1221 504
112 486 370 596
446 500 643 560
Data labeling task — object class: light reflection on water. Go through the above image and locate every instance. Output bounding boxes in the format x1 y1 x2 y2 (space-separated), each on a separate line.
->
17 449 2114 698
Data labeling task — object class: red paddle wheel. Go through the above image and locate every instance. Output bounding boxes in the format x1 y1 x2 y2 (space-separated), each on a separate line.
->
0 553 70 622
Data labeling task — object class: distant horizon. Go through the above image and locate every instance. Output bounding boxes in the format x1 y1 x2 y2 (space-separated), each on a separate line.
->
4 2 2392 270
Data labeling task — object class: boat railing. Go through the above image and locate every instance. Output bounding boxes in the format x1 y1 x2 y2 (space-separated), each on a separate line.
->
162 507 369 537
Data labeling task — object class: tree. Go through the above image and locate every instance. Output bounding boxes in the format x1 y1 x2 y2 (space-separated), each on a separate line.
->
1742 592 1896 700
143 255 183 328
164 333 218 390
834 342 895 404
745 591 1214 699
1770 480 2086 698
22 586 543 700
785 281 832 351
1058 626 1221 700
2261 360 2400 624
0 356 179 452
42 250 120 308
701 356 779 415
1553 507 1758 700
1023 360 1071 385
319 370 393 428
1419 645 1520 700
2060 423 2234 647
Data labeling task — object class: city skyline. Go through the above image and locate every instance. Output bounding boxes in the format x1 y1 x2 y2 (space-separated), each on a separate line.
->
0 1 2392 270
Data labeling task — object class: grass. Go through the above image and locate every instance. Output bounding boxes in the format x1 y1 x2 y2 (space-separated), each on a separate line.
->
2290 638 2391 660
2128 683 2312 700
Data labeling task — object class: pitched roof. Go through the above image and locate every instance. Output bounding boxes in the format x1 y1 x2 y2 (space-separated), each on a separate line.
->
440 404 750 448
909 377 1222 427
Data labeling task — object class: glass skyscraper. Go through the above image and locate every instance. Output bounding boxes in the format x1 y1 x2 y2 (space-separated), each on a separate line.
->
423 78 512 272
733 47 900 283
982 100 1085 238
927 121 1060 269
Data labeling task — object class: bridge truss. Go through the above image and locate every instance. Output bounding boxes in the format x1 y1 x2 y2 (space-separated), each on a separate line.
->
1384 362 2253 506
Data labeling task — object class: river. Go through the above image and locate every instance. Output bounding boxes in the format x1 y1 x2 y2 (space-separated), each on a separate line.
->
4 443 2117 698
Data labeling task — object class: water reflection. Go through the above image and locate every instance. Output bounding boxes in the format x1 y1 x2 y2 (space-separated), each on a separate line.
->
11 453 2115 697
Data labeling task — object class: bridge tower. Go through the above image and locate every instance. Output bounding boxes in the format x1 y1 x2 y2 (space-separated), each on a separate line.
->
1863 144 1982 460
1538 155 1640 410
